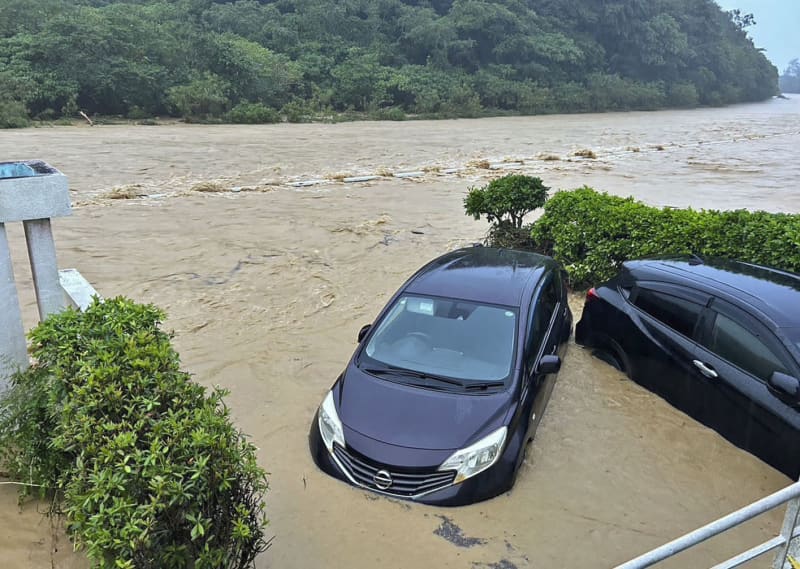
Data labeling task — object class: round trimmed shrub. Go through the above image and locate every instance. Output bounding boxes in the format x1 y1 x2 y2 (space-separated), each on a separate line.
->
464 174 549 229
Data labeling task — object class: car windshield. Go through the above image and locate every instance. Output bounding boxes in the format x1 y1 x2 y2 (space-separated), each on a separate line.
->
360 295 517 385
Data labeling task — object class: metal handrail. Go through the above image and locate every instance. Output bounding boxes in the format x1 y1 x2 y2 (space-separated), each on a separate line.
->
615 481 800 569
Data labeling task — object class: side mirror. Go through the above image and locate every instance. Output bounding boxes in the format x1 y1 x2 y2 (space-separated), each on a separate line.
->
357 324 372 343
768 371 800 402
536 355 561 375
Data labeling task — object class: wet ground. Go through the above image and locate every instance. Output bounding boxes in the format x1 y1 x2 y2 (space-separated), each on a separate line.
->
1 96 798 568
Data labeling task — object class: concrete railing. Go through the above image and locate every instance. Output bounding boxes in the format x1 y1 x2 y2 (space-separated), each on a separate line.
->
0 160 98 389
59 268 101 311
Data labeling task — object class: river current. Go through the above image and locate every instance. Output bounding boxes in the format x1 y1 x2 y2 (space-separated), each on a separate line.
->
1 96 798 568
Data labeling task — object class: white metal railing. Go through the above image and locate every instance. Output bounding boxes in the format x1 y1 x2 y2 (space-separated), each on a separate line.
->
616 481 800 569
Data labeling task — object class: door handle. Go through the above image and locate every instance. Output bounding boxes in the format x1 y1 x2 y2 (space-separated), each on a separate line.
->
693 360 718 379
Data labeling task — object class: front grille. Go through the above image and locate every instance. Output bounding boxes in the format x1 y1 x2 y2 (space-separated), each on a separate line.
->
333 444 456 497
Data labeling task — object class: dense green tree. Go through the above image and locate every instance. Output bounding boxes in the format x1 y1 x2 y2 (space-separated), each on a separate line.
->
0 0 780 125
331 49 392 111
167 72 231 119
780 59 800 94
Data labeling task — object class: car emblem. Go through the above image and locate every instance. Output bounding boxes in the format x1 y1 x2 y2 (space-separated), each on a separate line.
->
373 469 393 490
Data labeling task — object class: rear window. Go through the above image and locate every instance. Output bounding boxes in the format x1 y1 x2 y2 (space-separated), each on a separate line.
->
633 288 703 338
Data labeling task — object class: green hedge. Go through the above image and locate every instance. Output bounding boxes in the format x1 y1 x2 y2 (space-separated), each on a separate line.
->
530 188 800 289
0 298 269 569
225 102 281 124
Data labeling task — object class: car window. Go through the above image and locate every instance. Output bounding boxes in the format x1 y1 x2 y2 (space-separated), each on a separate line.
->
526 278 559 365
633 288 703 338
362 295 518 383
703 313 788 382
785 328 800 352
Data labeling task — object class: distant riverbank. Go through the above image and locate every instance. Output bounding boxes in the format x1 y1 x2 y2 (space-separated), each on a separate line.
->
12 94 791 130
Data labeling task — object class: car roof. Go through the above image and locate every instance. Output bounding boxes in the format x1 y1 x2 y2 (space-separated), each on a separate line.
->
405 247 552 307
625 257 800 326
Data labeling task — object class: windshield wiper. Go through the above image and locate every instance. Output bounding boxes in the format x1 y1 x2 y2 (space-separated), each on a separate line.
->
464 381 505 391
362 366 465 388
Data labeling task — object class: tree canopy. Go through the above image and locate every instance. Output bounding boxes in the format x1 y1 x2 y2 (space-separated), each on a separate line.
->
0 0 780 125
780 59 800 94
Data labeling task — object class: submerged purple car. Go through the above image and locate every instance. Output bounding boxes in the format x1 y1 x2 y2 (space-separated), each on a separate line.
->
309 246 572 505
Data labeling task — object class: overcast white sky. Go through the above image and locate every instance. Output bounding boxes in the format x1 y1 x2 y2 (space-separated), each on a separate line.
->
715 0 799 72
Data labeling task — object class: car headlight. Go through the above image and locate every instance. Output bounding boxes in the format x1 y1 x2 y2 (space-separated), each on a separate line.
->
318 391 345 453
438 426 507 484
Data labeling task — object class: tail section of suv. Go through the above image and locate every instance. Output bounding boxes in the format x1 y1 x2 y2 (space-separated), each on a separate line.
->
576 257 800 479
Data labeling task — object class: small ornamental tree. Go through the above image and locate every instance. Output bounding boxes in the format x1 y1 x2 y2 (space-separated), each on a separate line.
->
464 174 550 249
464 175 549 229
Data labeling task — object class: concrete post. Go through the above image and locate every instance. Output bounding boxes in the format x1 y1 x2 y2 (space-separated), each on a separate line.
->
24 218 66 319
0 222 28 387
0 160 71 387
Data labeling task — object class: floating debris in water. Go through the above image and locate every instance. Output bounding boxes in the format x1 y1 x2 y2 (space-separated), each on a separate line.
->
433 516 486 548
573 149 597 159
105 184 147 199
343 175 381 183
468 159 491 169
191 181 227 193
473 560 520 569
289 179 326 188
489 161 523 170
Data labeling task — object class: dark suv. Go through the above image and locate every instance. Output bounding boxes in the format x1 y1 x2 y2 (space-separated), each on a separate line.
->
576 257 800 478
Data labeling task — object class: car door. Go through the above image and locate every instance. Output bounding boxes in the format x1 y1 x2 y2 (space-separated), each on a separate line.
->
626 283 709 419
522 275 561 440
692 300 800 476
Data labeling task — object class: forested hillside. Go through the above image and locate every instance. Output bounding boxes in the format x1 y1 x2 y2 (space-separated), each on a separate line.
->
0 0 779 126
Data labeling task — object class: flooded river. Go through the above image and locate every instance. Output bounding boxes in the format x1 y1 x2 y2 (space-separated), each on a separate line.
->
1 97 799 568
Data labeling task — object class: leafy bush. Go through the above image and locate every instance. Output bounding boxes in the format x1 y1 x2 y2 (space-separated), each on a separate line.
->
0 99 30 128
0 297 269 569
370 107 406 121
167 73 231 120
226 102 280 124
585 73 666 111
667 82 700 107
279 99 311 123
465 175 549 229
529 188 800 288
126 105 152 120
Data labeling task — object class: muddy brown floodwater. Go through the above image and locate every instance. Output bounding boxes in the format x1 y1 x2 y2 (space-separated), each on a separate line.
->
1 97 799 569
